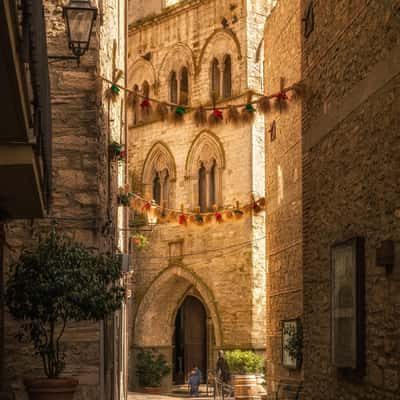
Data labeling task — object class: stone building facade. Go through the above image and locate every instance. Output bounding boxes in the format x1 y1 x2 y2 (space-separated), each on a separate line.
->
264 0 400 399
127 0 272 390
1 1 128 400
263 0 303 395
301 1 400 399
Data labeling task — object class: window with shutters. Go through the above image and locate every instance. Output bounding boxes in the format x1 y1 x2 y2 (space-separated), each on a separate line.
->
211 58 221 99
169 71 178 104
142 80 150 98
153 173 161 205
133 83 139 125
209 160 216 207
199 163 207 213
222 55 232 98
180 67 189 105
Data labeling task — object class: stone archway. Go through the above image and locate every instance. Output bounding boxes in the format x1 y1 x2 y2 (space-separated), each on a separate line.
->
131 265 222 389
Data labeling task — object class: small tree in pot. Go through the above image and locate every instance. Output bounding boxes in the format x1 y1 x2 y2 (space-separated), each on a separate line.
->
5 230 125 400
136 349 170 394
225 350 264 400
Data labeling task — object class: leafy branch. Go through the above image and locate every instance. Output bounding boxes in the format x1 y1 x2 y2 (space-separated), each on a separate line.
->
5 230 125 378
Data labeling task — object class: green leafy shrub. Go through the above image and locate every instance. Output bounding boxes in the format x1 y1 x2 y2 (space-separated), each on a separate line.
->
225 350 263 375
132 234 149 251
136 349 171 387
5 230 125 379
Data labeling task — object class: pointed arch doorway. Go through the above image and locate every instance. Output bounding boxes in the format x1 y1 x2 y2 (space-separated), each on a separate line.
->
173 296 207 384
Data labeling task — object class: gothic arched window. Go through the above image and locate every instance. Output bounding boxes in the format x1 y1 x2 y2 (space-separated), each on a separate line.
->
142 80 150 98
170 71 178 104
222 55 232 98
133 84 139 125
143 143 176 210
186 132 225 211
180 67 189 105
211 58 220 99
153 173 161 205
163 171 170 208
199 163 207 213
152 171 170 207
209 159 216 207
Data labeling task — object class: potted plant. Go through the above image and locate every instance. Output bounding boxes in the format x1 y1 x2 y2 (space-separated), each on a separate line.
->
136 349 171 394
5 230 125 400
109 140 126 161
131 234 149 251
225 350 264 399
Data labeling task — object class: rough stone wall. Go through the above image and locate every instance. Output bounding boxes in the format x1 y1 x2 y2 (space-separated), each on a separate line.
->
264 0 303 395
2 1 126 399
127 0 268 390
302 1 400 399
129 0 162 24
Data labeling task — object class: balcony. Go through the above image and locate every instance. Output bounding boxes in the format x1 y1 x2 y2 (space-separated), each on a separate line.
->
0 0 52 219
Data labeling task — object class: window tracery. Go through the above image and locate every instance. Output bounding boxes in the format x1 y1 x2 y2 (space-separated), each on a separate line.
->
143 143 176 209
186 131 225 211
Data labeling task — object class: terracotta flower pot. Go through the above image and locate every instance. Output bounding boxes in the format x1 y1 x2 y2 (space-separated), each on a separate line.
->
142 386 161 395
24 378 78 400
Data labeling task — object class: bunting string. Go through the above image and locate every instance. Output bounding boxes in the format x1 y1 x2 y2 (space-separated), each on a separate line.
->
124 192 266 227
100 75 306 117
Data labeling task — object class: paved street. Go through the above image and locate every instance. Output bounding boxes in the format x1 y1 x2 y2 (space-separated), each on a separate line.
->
129 385 211 400
128 392 210 400
128 394 210 400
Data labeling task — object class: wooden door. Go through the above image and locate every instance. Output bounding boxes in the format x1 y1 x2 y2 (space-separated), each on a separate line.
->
183 296 206 381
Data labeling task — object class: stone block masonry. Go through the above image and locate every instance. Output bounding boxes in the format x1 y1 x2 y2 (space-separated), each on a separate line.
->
2 0 127 400
302 1 400 399
127 0 272 391
263 0 303 395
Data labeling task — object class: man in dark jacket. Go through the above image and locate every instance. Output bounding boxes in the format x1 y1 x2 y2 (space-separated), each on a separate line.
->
216 350 231 383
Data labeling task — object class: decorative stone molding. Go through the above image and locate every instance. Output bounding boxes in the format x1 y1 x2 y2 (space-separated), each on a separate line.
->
142 141 176 206
129 57 157 88
197 28 242 75
134 264 223 347
185 130 225 209
158 42 196 83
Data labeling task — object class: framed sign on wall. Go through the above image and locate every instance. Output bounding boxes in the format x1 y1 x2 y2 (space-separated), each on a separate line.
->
282 319 301 369
331 237 365 375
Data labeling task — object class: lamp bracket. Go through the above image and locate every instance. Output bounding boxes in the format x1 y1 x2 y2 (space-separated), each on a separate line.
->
48 54 80 66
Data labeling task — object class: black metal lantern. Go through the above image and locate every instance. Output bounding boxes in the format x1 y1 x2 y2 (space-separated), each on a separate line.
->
63 0 97 64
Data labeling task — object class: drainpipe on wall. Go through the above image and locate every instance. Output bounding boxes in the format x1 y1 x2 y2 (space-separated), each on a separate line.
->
124 0 129 397
100 320 105 400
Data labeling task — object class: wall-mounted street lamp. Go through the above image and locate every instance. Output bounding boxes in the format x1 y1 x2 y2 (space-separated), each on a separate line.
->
49 0 98 66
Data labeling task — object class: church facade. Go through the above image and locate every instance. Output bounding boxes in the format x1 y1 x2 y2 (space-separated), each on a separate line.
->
127 0 273 389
